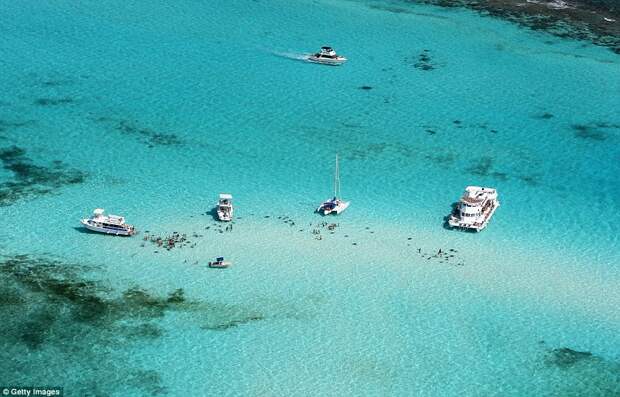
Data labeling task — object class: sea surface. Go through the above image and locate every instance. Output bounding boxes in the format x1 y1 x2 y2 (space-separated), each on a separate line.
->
1 0 619 396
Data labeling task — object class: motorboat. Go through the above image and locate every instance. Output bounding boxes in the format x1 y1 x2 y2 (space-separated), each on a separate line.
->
317 154 350 215
217 193 233 222
307 46 347 66
208 257 231 268
448 186 499 232
80 208 136 236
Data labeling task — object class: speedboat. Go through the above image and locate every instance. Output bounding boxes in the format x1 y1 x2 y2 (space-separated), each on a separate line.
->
307 46 347 66
448 186 499 232
216 193 233 222
208 257 231 268
317 154 350 215
80 208 136 236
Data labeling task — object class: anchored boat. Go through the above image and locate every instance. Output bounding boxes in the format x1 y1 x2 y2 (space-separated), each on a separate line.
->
208 257 231 268
216 193 234 222
317 154 350 215
80 208 136 236
448 186 499 232
307 46 347 66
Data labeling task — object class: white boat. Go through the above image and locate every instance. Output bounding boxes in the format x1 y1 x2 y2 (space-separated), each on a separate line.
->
448 186 499 232
217 193 234 222
307 46 347 66
80 208 136 236
208 257 232 269
317 154 350 215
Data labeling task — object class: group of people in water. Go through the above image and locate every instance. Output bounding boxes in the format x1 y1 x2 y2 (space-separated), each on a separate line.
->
311 222 339 240
141 231 198 251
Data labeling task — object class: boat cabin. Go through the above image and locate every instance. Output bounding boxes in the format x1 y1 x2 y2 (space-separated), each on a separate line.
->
317 46 338 58
81 208 135 235
91 208 126 226
219 193 232 207
448 186 499 231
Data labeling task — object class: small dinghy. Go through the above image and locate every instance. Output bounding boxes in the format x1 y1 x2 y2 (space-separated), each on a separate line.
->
208 257 232 268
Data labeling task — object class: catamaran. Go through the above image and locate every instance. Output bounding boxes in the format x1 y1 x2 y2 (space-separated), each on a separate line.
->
317 154 350 215
448 186 499 232
80 208 136 236
217 193 234 222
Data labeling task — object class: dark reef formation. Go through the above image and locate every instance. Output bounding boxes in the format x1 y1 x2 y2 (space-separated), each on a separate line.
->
408 0 620 54
342 139 551 188
533 112 555 120
536 342 620 394
0 253 313 394
466 156 506 180
93 116 185 148
0 145 86 207
33 97 75 106
405 49 442 70
546 347 593 368
571 121 620 141
116 120 183 147
414 50 436 71
93 117 184 148
0 254 168 394
0 119 36 135
465 155 542 185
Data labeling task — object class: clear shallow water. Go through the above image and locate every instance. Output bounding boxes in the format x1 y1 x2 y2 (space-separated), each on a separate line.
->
0 0 619 395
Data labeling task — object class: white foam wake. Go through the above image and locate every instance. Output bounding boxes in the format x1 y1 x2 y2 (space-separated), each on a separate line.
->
270 50 310 62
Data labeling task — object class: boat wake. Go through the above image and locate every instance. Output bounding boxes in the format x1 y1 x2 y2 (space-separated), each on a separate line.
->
270 50 310 63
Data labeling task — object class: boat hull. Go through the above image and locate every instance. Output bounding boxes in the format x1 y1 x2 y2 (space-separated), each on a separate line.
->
317 200 350 215
448 202 499 232
208 261 231 268
306 55 347 66
80 219 135 236
217 209 233 222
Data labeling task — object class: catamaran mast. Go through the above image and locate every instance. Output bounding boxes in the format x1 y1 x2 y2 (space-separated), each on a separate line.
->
334 154 340 199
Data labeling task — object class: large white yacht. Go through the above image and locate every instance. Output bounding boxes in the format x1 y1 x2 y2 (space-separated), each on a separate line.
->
307 46 347 66
317 154 350 215
80 208 136 236
217 193 234 222
448 186 499 232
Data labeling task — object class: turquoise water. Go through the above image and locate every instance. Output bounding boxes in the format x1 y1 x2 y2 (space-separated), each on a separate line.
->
1 0 619 395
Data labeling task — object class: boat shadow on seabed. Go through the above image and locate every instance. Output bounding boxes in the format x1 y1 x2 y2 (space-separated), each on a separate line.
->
205 208 220 221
